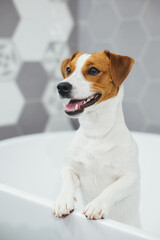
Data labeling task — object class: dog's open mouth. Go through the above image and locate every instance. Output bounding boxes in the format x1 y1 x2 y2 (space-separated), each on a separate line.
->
64 93 101 116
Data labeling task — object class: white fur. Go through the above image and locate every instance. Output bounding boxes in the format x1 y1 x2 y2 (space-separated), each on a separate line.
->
62 53 92 100
53 55 140 227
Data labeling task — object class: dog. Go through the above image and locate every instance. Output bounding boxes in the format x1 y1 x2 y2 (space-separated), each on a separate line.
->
53 50 140 227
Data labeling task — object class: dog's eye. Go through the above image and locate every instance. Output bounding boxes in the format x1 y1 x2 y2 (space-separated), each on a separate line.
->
66 67 71 75
88 67 100 76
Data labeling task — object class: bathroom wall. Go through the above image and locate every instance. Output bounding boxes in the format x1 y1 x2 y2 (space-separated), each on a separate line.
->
0 0 74 140
0 0 160 140
69 0 160 134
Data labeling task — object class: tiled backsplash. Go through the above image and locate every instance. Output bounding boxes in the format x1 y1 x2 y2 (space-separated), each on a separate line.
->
0 0 160 140
69 0 160 134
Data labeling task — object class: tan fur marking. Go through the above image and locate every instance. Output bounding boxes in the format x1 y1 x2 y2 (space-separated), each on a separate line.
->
82 52 118 103
82 51 134 103
61 51 83 78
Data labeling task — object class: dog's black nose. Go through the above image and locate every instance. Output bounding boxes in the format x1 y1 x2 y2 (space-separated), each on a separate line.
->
57 82 72 98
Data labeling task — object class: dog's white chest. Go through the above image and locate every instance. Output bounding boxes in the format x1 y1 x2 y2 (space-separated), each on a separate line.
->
69 134 123 202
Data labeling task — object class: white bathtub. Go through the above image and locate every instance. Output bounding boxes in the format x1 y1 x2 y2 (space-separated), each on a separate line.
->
0 131 159 240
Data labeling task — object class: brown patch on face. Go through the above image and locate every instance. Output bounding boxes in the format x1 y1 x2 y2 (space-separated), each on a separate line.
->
82 51 134 103
61 51 83 78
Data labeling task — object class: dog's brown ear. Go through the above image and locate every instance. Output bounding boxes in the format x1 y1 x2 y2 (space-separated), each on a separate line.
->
61 58 70 78
61 51 82 78
104 50 135 87
70 51 81 61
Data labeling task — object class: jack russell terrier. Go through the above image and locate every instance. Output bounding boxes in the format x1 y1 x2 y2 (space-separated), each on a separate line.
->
53 50 140 227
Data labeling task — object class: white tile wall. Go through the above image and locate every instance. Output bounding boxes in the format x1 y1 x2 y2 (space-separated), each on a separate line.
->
0 0 159 140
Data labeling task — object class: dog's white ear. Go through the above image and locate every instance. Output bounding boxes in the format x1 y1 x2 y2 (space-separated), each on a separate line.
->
104 50 135 87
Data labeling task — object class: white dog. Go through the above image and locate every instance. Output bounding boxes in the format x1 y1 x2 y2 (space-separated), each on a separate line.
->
53 51 140 227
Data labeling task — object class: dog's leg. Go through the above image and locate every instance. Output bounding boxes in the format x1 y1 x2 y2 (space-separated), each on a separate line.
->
53 167 80 218
83 172 139 220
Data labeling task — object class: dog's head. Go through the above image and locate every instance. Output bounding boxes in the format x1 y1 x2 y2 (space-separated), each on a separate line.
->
57 50 134 118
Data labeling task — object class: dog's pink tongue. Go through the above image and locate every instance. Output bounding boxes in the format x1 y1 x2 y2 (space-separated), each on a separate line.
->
65 99 84 111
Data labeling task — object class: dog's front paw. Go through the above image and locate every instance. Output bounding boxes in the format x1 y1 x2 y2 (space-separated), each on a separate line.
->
83 198 111 220
53 193 76 218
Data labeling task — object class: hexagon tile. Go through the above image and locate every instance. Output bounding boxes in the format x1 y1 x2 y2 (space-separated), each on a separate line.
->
143 0 160 36
114 20 147 59
1 0 160 140
13 1 74 61
88 2 118 41
17 62 48 100
43 42 70 79
43 80 63 116
143 40 160 79
0 82 24 126
146 124 160 135
69 23 93 53
18 102 49 135
0 0 20 37
0 39 21 81
123 63 147 101
142 83 160 124
51 2 74 42
115 0 146 18
0 125 20 140
122 101 145 131
13 0 53 19
68 0 93 22
13 19 52 62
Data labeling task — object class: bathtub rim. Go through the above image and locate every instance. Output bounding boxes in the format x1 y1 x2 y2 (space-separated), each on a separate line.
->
0 131 160 240
0 182 159 240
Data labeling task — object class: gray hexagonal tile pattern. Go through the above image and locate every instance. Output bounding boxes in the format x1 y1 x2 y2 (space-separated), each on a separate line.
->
142 83 160 124
0 0 160 140
88 2 117 41
123 63 147 101
0 125 20 140
17 62 48 100
0 0 20 37
43 42 70 79
91 42 114 53
115 0 146 17
43 80 64 116
143 0 160 36
143 40 160 79
18 102 49 135
115 20 147 59
69 23 93 53
146 124 160 135
123 101 145 131
0 39 21 81
68 0 93 22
